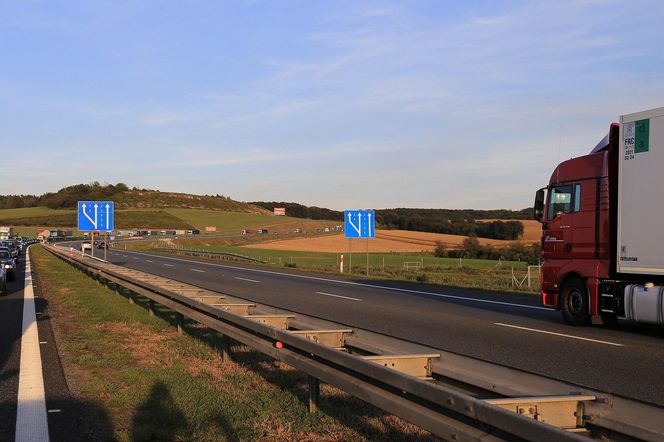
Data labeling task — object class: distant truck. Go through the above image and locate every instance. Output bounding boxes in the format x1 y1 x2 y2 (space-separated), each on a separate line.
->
0 226 13 240
534 107 664 326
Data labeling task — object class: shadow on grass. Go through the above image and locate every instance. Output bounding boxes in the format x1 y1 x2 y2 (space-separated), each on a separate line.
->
130 381 188 441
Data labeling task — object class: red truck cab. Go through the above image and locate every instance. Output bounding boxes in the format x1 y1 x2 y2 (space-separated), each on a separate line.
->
535 124 619 325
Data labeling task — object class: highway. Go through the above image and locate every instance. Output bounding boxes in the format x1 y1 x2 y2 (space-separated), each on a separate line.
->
69 244 664 407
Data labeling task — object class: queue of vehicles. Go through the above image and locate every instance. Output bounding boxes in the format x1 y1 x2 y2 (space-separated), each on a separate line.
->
0 236 38 295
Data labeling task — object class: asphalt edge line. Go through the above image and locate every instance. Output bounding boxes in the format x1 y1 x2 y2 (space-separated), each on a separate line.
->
16 246 50 442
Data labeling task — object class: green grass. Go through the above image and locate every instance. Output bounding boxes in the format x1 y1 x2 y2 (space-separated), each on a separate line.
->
30 246 435 441
0 206 62 218
163 208 311 232
136 241 539 294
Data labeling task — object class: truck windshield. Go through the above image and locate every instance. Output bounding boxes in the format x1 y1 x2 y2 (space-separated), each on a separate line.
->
0 251 10 258
548 185 573 220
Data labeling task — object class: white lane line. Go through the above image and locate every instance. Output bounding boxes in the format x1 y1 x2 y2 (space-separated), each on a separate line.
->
163 264 174 267
190 269 206 273
119 250 549 311
146 260 153 263
494 323 624 347
315 291 362 301
16 247 50 442
234 277 260 283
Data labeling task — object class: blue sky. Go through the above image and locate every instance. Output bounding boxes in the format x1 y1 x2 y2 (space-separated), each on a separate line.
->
2 0 663 210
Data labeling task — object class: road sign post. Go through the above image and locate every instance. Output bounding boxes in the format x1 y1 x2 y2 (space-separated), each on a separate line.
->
344 210 375 275
78 201 114 260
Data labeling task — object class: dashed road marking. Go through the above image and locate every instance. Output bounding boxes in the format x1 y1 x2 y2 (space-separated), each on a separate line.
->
315 291 362 301
234 277 260 283
163 264 174 267
494 323 624 347
190 269 206 273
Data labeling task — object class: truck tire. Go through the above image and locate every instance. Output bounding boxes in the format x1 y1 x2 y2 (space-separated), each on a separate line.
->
560 278 589 326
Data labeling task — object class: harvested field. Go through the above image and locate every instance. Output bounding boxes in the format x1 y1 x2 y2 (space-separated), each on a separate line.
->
244 229 532 253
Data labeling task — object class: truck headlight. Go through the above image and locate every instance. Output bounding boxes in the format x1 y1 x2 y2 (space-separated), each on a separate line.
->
4 264 10 269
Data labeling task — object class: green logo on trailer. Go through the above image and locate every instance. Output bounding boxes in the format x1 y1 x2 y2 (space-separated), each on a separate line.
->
635 119 649 153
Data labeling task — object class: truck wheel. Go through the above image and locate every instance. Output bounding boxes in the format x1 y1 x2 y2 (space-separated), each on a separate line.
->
560 278 589 326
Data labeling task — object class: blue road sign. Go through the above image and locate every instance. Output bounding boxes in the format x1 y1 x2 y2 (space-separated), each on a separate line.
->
77 201 114 231
344 210 375 238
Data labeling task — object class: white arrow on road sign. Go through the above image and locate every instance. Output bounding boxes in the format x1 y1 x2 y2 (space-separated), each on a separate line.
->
347 212 361 236
81 203 98 229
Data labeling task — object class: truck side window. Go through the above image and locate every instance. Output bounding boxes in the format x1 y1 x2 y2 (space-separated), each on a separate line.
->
574 184 582 212
548 185 573 220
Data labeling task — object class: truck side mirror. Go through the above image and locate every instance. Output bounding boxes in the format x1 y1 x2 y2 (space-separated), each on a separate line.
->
534 189 545 223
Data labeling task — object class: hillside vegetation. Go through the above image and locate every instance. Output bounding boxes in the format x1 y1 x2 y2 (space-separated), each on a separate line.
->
0 182 266 213
0 183 531 240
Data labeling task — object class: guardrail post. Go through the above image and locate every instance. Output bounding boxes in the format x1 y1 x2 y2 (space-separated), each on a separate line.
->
308 375 320 413
148 300 155 317
219 334 231 362
177 313 184 335
128 290 134 304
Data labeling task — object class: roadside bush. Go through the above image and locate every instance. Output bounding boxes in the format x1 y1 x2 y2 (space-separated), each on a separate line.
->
433 241 447 258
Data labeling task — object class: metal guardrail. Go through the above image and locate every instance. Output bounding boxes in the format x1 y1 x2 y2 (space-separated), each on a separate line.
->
149 246 265 263
43 245 664 441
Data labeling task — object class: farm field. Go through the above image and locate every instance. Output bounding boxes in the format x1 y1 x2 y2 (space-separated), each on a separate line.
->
0 206 64 218
163 208 337 233
243 228 538 254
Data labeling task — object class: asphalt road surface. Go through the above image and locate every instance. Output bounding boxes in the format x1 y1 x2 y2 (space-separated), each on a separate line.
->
1 249 108 442
65 243 664 407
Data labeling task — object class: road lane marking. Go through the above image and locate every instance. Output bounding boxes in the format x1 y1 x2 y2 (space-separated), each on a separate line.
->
163 264 174 267
235 277 260 283
494 323 624 347
16 247 50 442
146 260 153 263
315 291 362 301
117 250 550 311
190 269 206 273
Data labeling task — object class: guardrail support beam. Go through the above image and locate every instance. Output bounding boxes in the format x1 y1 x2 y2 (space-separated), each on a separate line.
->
148 299 155 317
308 375 320 413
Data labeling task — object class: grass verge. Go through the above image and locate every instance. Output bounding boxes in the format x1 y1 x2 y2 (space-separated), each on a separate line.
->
125 240 539 294
31 246 437 441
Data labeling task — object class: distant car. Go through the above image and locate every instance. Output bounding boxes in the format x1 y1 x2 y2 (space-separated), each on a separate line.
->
98 241 108 249
0 249 16 281
81 243 92 251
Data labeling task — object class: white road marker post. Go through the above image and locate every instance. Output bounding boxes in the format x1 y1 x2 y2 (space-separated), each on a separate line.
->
340 254 344 273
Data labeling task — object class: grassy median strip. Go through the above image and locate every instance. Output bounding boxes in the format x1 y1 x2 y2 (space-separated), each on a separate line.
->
30 247 436 441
